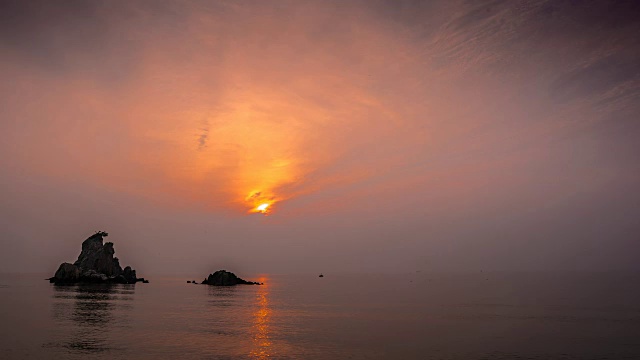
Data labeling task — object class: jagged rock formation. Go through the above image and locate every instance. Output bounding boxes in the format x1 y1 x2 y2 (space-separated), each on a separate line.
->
49 232 147 284
201 270 262 286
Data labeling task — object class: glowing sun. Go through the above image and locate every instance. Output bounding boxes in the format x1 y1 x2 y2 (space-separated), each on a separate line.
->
255 203 271 214
246 191 275 215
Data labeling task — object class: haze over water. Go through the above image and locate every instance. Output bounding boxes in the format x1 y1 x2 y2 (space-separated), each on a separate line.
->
2 273 640 359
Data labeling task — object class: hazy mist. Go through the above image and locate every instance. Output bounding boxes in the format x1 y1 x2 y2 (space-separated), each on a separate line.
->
1 0 639 275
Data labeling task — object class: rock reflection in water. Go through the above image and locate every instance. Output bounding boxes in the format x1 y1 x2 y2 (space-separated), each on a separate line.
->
48 284 134 355
206 285 239 308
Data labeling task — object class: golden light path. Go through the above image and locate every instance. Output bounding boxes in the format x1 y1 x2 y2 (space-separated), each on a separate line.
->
250 277 272 359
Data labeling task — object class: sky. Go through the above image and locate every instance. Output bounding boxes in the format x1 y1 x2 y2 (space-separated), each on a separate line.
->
1 0 639 275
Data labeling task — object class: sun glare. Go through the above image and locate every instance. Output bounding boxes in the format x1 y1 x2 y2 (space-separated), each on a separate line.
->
246 191 276 215
251 202 273 215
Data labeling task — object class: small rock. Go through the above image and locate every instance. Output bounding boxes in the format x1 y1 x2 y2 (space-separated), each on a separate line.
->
201 270 261 286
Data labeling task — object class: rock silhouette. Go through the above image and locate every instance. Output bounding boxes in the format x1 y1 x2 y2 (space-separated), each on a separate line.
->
49 232 146 284
201 270 261 286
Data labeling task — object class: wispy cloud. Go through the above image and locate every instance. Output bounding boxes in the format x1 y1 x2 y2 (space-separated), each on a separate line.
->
197 118 209 151
1 0 638 217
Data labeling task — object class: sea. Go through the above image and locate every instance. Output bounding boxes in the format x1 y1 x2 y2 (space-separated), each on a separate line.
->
1 272 639 360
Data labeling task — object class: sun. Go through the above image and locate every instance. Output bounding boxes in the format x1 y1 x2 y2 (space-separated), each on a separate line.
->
254 203 271 214
246 191 276 215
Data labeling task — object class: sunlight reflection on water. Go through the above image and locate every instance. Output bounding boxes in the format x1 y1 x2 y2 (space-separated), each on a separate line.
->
250 278 272 359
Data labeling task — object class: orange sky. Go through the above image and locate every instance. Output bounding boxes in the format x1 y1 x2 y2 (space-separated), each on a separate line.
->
1 0 639 274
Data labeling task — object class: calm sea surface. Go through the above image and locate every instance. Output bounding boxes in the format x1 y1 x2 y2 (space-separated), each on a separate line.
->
1 272 639 359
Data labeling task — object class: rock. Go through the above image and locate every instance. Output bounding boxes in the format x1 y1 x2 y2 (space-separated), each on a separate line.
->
50 263 80 283
49 231 146 285
74 233 122 277
122 266 137 284
187 280 192 283
201 270 261 286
